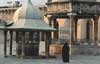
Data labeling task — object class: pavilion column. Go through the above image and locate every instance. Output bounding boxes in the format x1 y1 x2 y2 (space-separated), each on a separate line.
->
4 30 8 57
30 32 33 43
16 31 18 57
39 32 42 41
9 31 13 55
21 32 25 58
16 31 19 43
44 32 49 58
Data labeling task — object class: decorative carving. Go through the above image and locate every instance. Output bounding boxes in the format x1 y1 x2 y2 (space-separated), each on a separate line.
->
73 3 100 14
47 3 72 13
47 2 100 15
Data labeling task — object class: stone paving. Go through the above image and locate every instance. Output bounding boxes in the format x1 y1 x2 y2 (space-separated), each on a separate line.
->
0 32 99 64
0 43 100 64
0 54 100 64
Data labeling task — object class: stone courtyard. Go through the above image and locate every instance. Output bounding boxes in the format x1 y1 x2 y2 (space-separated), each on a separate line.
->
0 42 100 64
0 32 99 64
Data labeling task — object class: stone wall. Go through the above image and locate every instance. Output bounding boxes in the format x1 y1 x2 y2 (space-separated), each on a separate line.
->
72 45 100 55
76 0 96 2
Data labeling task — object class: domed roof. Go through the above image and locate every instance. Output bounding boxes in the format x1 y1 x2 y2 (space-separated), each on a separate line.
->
13 0 43 21
4 0 55 31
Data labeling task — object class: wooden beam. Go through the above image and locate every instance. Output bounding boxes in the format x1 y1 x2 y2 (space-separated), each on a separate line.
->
4 30 7 57
9 31 13 55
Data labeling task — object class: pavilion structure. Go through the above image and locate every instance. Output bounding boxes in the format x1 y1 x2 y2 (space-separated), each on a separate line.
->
0 0 55 58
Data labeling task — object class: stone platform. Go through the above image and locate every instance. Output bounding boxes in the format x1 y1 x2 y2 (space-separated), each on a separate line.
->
72 44 100 55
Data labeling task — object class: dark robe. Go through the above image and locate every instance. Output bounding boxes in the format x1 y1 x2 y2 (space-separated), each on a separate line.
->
62 43 70 63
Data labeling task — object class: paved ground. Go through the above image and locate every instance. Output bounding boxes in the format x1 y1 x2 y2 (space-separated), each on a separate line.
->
0 43 100 64
0 32 99 64
0 54 100 64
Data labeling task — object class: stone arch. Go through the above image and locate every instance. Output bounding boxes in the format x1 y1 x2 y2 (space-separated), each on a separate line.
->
58 18 70 40
44 16 59 39
77 19 94 42
86 19 94 41
53 19 59 39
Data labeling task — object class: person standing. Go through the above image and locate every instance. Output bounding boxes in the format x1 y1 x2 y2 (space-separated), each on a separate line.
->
62 42 70 63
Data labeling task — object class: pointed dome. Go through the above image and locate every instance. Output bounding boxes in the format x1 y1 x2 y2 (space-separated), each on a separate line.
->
13 0 43 21
7 0 55 31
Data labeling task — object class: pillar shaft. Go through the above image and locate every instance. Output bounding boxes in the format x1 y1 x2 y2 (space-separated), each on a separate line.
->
45 32 49 58
93 17 98 43
69 18 74 43
4 31 7 57
75 21 77 41
95 21 98 41
72 19 76 42
16 31 19 57
68 15 75 55
16 32 18 42
21 32 25 58
9 31 13 55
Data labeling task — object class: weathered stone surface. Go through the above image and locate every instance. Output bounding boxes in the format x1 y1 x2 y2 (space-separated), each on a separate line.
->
72 45 100 55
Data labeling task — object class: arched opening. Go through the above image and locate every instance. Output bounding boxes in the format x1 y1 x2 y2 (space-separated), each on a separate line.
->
86 20 94 41
77 19 94 42
75 21 77 41
86 21 90 40
53 19 59 39
77 19 87 41
57 18 70 40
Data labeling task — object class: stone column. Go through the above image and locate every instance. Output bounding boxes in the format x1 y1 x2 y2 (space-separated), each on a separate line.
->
72 18 77 42
95 20 98 42
92 17 98 43
68 15 75 55
75 20 78 41
89 19 95 42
